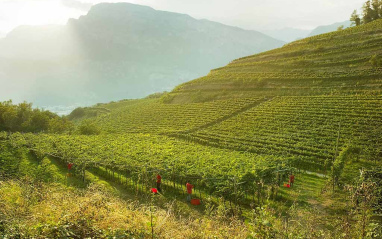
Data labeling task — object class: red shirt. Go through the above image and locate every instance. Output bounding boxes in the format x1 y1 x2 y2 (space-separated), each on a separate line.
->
186 183 193 194
289 175 295 183
68 163 73 170
156 175 162 183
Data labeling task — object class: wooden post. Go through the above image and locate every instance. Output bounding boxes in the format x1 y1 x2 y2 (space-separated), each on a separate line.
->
333 119 341 193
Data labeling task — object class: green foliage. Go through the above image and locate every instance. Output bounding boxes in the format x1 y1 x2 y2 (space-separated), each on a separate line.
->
179 96 382 172
351 10 362 26
353 0 382 25
347 168 382 238
172 18 382 101
77 120 101 135
10 133 290 203
145 91 168 99
369 54 382 67
86 97 262 134
68 107 86 120
48 117 74 134
246 206 276 238
160 93 176 103
331 146 362 188
67 107 110 121
363 1 375 24
337 25 345 31
0 100 71 133
0 141 25 177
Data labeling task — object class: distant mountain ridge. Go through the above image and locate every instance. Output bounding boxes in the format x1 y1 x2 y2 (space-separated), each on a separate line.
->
0 2 284 108
263 20 352 43
308 20 351 37
262 28 311 42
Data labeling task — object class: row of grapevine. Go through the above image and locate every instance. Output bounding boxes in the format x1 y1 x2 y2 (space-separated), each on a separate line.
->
93 97 264 134
5 132 293 206
173 95 382 171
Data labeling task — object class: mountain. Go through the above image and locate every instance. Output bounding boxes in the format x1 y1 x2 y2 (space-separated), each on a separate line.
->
262 21 354 43
307 20 352 37
0 2 284 109
261 28 311 42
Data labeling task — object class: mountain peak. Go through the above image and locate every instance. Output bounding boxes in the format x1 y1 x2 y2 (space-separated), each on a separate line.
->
88 2 155 16
0 3 283 107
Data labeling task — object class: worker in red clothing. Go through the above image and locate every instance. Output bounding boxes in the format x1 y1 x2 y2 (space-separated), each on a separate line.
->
67 163 74 177
67 163 73 171
156 173 162 192
289 173 295 187
186 182 193 202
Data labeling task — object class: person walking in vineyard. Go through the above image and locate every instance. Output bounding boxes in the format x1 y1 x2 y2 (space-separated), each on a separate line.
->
289 173 295 187
67 162 74 177
156 173 162 192
186 182 193 202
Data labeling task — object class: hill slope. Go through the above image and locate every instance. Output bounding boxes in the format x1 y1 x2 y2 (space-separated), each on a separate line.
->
168 19 382 102
0 2 283 108
72 20 382 172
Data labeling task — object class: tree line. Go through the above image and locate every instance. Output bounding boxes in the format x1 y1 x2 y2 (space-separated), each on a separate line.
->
0 100 73 133
351 0 382 26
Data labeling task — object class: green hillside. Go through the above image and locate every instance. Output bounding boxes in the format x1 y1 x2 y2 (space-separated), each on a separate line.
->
169 19 382 101
175 95 382 172
73 20 382 172
81 97 266 134
2 17 382 238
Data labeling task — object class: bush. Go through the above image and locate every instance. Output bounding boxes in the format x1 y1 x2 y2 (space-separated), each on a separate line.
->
369 55 382 67
77 120 101 135
67 107 86 120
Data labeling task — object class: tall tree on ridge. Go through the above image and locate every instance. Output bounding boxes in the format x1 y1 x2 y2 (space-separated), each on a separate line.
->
371 0 381 20
362 0 374 24
350 10 361 26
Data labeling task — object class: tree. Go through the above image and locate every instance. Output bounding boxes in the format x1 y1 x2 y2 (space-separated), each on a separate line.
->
348 169 381 238
0 100 70 133
77 120 101 135
362 1 374 24
49 117 74 134
352 0 382 26
350 10 361 26
369 54 382 67
371 0 381 20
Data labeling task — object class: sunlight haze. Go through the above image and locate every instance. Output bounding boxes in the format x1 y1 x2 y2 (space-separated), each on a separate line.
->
0 0 366 34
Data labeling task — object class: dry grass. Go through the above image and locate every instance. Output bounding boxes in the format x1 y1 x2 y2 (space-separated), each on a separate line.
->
0 179 248 238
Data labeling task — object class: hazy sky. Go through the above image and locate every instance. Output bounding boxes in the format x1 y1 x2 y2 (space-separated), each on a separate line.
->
0 0 366 35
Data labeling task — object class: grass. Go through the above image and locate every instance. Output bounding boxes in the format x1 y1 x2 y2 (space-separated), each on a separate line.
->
1 147 250 238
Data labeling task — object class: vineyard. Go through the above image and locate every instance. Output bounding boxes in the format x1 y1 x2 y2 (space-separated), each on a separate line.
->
169 19 382 102
174 95 382 172
87 97 265 134
5 132 292 207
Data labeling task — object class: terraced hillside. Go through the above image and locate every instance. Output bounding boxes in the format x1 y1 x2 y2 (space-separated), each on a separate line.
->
168 19 382 102
72 20 382 172
83 97 265 133
174 95 382 171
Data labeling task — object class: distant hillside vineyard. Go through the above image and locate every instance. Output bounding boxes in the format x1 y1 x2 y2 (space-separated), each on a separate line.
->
73 19 382 172
0 2 283 108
